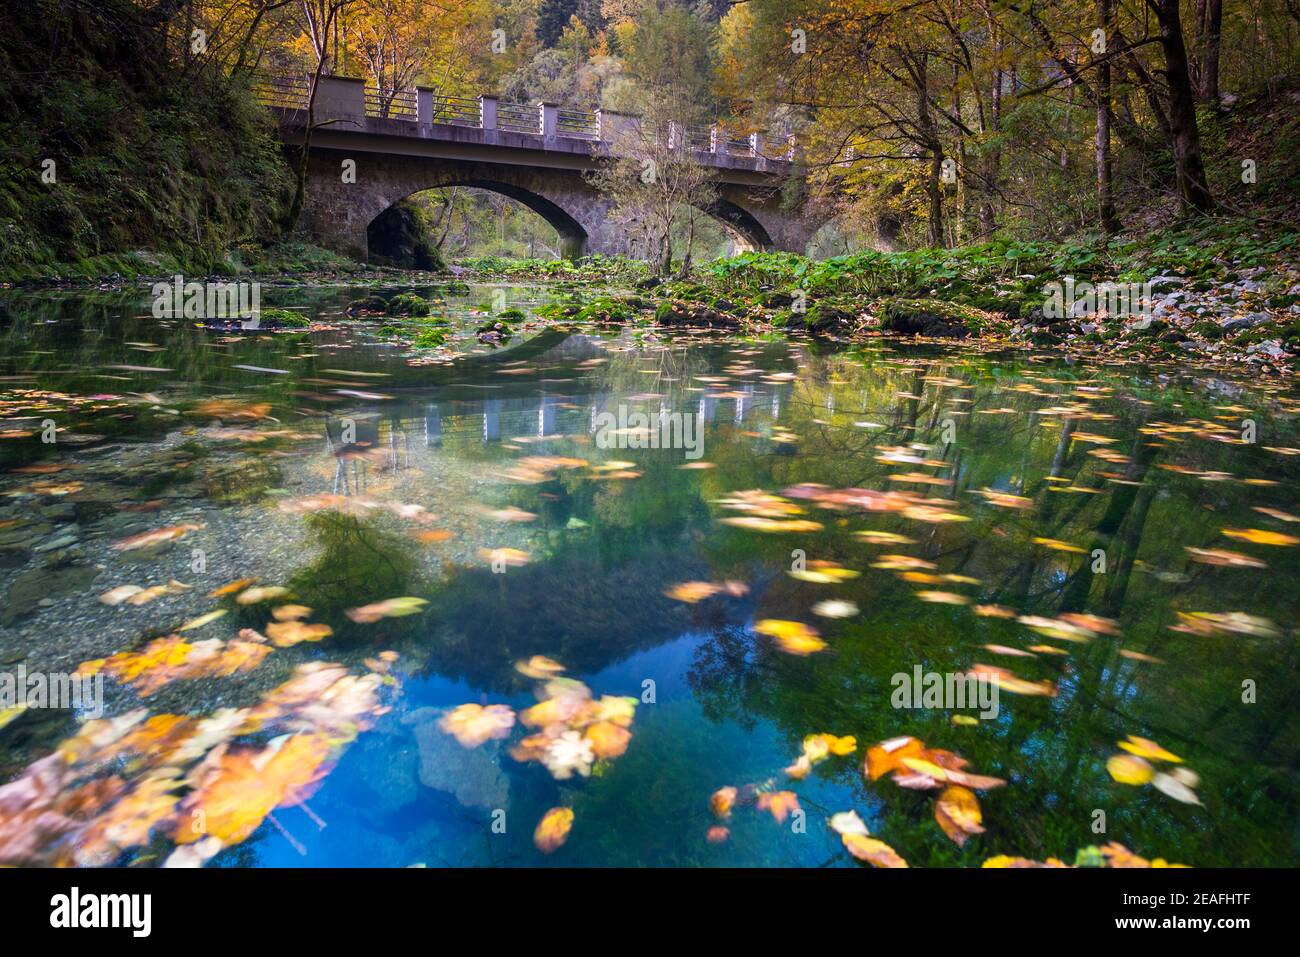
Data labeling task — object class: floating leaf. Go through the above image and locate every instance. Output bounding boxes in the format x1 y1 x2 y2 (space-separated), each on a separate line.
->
438 703 516 748
533 807 574 853
178 609 226 632
345 597 429 623
841 833 908 867
755 790 801 824
1118 735 1182 763
935 786 985 846
754 619 826 655
1151 772 1202 805
710 786 737 819
1106 754 1155 786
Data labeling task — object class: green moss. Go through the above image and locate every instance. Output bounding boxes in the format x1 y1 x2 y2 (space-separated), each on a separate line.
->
386 293 432 317
258 307 310 328
880 298 982 338
0 0 291 282
412 328 448 348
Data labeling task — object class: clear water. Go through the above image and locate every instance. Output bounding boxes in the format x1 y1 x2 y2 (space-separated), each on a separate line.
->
1 282 1297 868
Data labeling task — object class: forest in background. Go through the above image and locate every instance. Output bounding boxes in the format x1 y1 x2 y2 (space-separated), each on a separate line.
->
1 0 1299 276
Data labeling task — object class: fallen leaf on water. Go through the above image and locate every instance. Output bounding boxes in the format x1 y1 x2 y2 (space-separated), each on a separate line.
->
178 610 226 632
515 655 565 679
754 619 826 655
1118 735 1182 763
969 663 1057 697
719 516 824 533
533 807 573 853
829 810 869 837
99 585 145 606
584 721 631 759
789 560 859 584
345 597 429 623
1106 753 1155 786
812 599 858 618
208 578 257 598
935 786 985 846
264 620 333 648
710 786 737 819
1221 528 1299 546
915 589 970 605
841 833 908 867
477 547 531 567
112 524 204 551
1032 537 1086 554
1185 547 1268 568
755 790 801 824
271 605 312 622
235 586 289 606
438 703 516 748
865 736 924 781
664 580 747 603
1151 772 1202 805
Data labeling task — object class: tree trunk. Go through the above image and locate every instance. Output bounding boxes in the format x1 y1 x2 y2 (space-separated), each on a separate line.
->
914 55 945 248
1154 0 1215 212
1193 0 1223 103
1096 0 1120 233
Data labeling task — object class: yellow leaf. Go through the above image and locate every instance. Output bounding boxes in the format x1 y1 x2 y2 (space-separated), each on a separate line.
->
533 807 573 853
1106 753 1155 785
935 785 985 846
1118 735 1182 763
841 833 908 867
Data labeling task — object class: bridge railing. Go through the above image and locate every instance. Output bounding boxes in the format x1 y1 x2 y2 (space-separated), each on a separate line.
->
250 71 310 110
365 84 418 120
253 73 792 165
497 102 541 135
557 108 600 140
426 93 481 127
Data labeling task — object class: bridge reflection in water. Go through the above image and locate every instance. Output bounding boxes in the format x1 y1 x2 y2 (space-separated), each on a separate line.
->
316 380 794 496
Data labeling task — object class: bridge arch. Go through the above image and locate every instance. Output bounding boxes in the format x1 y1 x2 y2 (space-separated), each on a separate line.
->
370 179 590 261
701 198 775 252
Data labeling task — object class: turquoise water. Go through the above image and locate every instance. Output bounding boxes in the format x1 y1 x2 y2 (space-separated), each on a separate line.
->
0 283 1297 867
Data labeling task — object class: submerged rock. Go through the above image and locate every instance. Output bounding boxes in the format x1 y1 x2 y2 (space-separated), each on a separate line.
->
405 708 510 810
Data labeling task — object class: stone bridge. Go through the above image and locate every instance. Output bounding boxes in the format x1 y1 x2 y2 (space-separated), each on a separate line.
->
260 75 816 261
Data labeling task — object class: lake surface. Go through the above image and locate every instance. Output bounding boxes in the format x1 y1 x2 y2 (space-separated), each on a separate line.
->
1 281 1297 868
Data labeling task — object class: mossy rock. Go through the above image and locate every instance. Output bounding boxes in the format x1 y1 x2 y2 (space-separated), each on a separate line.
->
653 300 738 328
257 307 310 328
412 328 447 348
347 295 389 318
575 296 640 324
796 302 859 335
536 301 582 321
879 298 979 338
386 293 432 317
497 307 528 322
